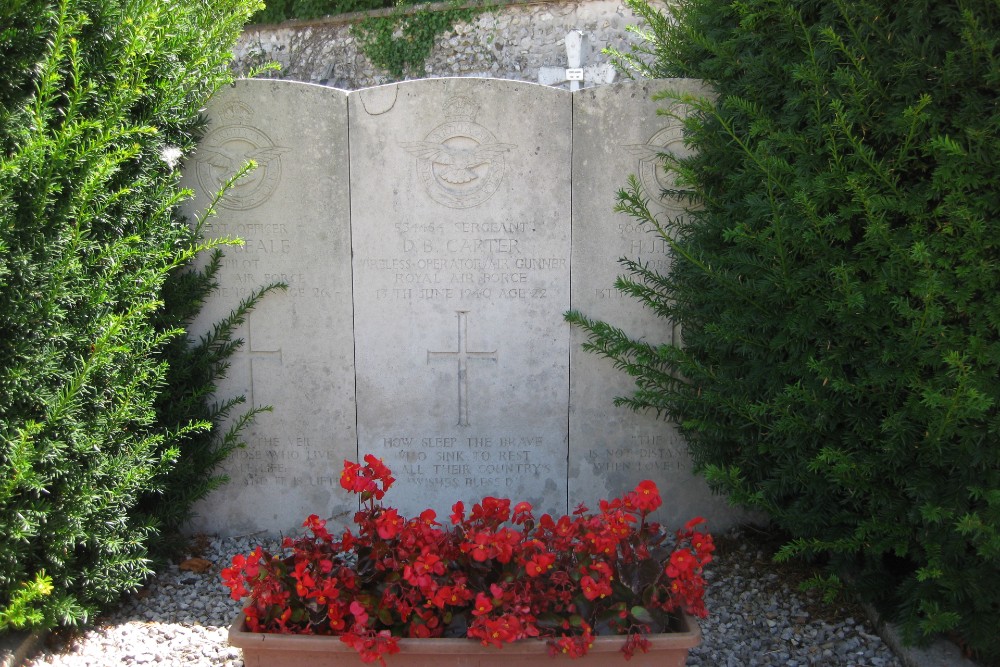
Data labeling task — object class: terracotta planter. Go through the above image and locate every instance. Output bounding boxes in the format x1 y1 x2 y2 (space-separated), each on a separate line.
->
229 612 701 667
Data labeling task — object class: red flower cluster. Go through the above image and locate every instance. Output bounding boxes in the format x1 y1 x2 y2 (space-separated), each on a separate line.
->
340 454 395 501
221 458 713 665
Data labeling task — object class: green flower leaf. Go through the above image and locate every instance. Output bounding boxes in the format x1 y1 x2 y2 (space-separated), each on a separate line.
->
631 605 655 624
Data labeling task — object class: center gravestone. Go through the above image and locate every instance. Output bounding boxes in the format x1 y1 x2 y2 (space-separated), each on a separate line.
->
350 79 572 517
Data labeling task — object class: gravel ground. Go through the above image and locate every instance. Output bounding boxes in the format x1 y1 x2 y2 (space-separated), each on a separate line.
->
25 526 903 667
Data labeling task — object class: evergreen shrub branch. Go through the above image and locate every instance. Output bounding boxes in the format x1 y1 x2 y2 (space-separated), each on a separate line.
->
0 0 269 628
572 0 1000 661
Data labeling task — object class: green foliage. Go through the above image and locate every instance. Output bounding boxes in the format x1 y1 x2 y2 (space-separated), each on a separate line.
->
251 0 392 25
0 0 54 118
796 573 843 606
569 0 1000 661
0 572 53 631
351 0 485 79
248 0 487 81
0 0 262 628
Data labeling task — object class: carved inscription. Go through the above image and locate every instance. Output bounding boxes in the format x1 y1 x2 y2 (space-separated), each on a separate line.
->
360 216 564 302
382 435 551 491
589 220 678 305
200 219 332 300
230 435 341 487
585 434 688 475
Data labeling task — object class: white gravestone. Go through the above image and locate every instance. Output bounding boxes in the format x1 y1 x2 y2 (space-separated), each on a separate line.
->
568 80 738 526
182 81 358 535
350 79 572 519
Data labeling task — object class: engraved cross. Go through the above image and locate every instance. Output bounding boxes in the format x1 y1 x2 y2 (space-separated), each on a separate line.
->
537 31 615 90
427 311 497 427
244 320 283 407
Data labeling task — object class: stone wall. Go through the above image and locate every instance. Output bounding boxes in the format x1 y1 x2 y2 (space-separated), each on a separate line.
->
232 0 664 89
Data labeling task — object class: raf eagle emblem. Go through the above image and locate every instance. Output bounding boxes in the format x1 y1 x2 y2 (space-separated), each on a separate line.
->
400 140 516 185
197 145 291 184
